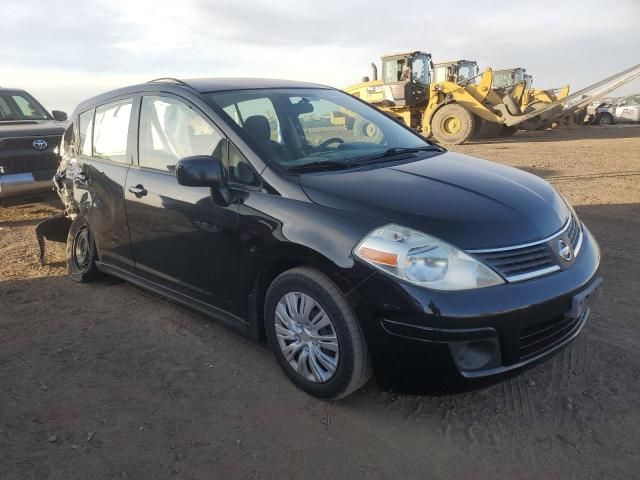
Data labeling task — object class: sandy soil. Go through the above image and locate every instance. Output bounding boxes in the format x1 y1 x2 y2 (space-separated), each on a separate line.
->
1 125 639 479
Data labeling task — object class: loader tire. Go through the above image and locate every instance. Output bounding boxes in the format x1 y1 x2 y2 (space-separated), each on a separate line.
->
431 104 475 145
477 121 503 139
470 115 486 140
500 125 518 137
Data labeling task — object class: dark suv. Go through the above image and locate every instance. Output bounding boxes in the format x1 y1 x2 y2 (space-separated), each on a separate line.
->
0 88 67 201
53 77 602 399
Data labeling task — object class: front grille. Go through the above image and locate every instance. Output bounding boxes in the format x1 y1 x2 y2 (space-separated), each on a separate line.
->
468 213 584 283
0 155 59 174
519 313 585 360
474 243 557 280
0 135 61 174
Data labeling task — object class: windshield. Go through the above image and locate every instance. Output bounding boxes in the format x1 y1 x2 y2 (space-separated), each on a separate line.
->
0 92 50 121
458 63 477 82
207 88 436 170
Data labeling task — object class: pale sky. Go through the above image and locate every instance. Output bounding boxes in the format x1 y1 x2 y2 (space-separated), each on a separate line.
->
2 0 639 114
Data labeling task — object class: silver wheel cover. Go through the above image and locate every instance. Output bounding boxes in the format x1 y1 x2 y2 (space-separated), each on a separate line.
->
275 292 339 383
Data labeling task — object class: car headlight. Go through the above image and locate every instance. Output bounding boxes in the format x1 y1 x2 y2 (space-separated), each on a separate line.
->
354 224 504 290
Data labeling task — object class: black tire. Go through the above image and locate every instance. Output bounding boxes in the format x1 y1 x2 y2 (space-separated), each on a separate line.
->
431 104 475 145
596 113 614 126
500 125 519 137
476 121 503 139
264 267 371 399
66 216 100 283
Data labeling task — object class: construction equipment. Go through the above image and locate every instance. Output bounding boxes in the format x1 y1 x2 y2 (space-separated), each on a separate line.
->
493 68 533 89
344 51 640 144
432 60 479 84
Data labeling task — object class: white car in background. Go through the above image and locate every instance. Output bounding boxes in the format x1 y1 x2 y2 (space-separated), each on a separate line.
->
593 95 640 125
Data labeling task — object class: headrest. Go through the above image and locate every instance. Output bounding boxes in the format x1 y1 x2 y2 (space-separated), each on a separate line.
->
244 115 271 143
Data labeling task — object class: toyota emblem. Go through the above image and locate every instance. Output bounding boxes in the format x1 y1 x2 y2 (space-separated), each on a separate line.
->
32 139 48 150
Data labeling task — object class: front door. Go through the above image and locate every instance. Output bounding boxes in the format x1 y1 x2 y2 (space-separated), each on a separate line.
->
124 94 240 311
615 96 640 123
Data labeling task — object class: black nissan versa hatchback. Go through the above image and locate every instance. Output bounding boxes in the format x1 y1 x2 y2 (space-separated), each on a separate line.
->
53 77 602 399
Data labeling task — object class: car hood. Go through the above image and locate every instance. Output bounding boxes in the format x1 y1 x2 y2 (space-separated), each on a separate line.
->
299 151 570 250
0 119 66 138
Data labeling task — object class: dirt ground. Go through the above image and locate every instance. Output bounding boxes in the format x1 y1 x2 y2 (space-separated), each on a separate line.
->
1 125 639 479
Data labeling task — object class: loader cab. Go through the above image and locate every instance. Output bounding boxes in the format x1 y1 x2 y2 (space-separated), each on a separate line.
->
380 51 431 107
432 60 479 84
493 68 528 89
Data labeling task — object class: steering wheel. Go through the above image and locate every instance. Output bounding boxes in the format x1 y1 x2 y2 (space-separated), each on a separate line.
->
318 137 344 150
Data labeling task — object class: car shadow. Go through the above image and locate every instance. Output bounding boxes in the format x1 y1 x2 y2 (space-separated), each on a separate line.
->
466 124 640 145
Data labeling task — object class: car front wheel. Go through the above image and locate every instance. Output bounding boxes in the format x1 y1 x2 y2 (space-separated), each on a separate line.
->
596 113 614 126
265 267 371 399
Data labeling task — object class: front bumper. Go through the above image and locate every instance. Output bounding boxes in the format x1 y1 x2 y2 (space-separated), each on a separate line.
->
0 170 56 200
348 224 602 384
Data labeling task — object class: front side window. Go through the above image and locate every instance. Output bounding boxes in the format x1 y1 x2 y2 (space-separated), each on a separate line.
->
93 99 132 162
383 58 409 83
223 97 282 143
138 96 224 171
619 97 639 106
207 88 437 171
78 109 94 157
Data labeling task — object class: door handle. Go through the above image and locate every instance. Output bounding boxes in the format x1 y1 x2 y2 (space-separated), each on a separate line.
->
128 184 148 198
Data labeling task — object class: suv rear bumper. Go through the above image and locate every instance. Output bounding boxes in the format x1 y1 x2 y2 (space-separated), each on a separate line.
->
0 170 56 200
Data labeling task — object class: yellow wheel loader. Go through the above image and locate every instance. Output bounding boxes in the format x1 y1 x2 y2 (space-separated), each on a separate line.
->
345 51 532 144
492 67 573 130
344 52 640 144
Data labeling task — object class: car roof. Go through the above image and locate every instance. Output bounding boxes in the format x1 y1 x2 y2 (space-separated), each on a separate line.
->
0 88 29 94
182 77 331 92
74 77 332 113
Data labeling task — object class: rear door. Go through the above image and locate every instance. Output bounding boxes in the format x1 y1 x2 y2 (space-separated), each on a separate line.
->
74 97 136 270
124 93 240 311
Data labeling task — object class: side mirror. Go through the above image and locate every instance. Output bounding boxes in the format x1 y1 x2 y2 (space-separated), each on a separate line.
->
52 110 68 121
175 155 231 205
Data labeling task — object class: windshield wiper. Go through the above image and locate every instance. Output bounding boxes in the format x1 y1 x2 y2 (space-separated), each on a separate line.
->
350 146 442 165
288 146 442 173
287 161 353 173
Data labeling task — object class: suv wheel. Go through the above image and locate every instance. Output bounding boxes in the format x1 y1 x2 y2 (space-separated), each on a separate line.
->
66 217 100 283
265 267 371 399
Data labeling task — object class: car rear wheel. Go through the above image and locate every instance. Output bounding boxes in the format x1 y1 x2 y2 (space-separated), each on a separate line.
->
265 267 371 399
66 217 100 283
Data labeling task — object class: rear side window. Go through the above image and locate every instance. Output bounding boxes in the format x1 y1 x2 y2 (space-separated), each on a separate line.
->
93 99 133 163
138 96 224 172
78 110 94 157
